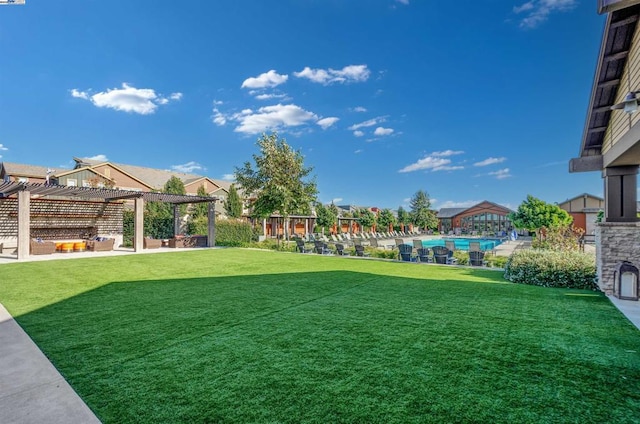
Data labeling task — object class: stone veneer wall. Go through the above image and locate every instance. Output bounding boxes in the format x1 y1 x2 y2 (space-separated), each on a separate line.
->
595 222 640 295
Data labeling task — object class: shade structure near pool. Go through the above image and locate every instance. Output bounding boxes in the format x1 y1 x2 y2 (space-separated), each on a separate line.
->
422 238 503 251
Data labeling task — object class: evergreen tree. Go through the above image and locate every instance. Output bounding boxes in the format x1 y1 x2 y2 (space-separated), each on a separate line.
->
224 184 243 219
410 190 438 230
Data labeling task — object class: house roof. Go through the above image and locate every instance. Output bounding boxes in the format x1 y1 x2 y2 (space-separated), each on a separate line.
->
74 157 233 192
578 6 640 160
436 208 467 218
560 193 605 204
1 162 51 178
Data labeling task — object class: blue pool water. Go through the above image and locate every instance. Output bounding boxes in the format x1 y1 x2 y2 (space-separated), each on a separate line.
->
422 238 503 251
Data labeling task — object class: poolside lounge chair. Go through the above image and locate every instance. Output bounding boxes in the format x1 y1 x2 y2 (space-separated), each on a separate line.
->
398 244 416 262
412 239 423 250
468 241 481 253
432 246 456 264
369 237 380 249
314 240 333 255
295 238 312 253
354 244 370 257
445 240 456 253
417 248 432 263
469 251 487 266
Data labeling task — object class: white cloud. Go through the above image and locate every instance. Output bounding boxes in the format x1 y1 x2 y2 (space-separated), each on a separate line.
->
396 0 409 4
317 117 339 130
232 104 318 134
213 100 224 105
221 173 235 181
212 108 227 126
352 106 367 112
70 83 180 115
254 93 288 101
353 130 365 137
241 70 288 89
0 144 8 151
70 88 89 100
171 161 204 174
332 198 343 204
86 154 108 162
348 116 386 131
374 127 394 136
294 64 370 85
513 0 576 29
489 168 512 179
399 150 465 173
354 149 363 154
474 157 506 167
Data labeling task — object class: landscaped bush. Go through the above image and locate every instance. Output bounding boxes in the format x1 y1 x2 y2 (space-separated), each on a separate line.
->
215 219 254 247
187 215 208 236
244 238 296 252
368 248 399 260
504 250 597 290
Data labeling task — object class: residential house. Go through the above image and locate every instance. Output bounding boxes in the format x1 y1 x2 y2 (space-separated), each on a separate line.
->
436 201 513 235
557 193 604 237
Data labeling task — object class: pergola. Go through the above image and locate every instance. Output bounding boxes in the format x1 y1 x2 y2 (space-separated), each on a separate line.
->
0 181 220 260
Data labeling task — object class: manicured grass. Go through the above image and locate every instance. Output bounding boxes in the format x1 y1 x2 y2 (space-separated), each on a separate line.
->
1 249 639 423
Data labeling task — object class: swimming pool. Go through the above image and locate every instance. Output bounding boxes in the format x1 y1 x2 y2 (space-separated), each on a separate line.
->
422 237 503 251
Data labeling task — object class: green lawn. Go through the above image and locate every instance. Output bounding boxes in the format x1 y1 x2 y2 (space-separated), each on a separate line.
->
1 249 639 423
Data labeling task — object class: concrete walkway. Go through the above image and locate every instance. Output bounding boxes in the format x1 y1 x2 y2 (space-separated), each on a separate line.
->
0 303 101 424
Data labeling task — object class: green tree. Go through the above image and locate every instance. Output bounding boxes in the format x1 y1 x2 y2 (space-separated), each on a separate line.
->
192 185 210 219
509 195 573 238
144 176 187 238
224 184 243 219
410 190 437 231
315 202 337 235
234 132 317 239
377 208 396 232
355 208 376 232
397 206 410 231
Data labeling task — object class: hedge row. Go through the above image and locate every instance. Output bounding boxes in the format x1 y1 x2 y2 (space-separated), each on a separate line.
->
215 220 254 247
504 250 597 290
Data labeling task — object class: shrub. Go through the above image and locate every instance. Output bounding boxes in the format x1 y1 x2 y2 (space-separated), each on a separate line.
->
504 250 597 290
215 220 254 247
187 215 208 237
532 225 584 252
243 238 296 252
369 248 399 260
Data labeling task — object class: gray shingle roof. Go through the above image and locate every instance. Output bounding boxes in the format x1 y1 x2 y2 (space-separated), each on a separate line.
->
436 208 468 218
1 162 51 178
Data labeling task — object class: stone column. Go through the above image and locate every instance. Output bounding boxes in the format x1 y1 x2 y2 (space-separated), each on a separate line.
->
173 205 181 236
595 222 640 295
207 202 216 247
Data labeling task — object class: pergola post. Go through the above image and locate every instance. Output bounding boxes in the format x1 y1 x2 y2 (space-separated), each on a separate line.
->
134 197 144 252
173 205 181 236
207 201 216 247
17 190 30 260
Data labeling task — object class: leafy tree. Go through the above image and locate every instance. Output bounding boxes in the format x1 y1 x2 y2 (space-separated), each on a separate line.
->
234 132 317 239
144 176 187 238
397 206 410 230
509 195 573 238
192 185 210 219
315 202 337 235
355 208 376 232
224 184 243 219
377 208 396 232
410 190 438 230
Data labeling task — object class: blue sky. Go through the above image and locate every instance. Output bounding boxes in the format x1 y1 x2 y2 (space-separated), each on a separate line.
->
0 0 607 211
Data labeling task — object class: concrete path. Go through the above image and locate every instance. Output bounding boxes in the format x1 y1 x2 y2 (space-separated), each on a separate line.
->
0 303 101 424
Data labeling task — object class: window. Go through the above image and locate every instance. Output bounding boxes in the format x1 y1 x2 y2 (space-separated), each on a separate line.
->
67 179 77 187
82 180 91 187
18 177 29 182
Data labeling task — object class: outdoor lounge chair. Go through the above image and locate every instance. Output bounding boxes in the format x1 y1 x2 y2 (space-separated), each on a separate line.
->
412 239 423 250
335 243 350 256
369 237 380 248
417 247 432 263
398 244 416 262
314 240 333 255
30 239 56 255
295 238 312 253
143 237 162 249
469 250 486 266
468 241 481 253
432 246 456 264
445 240 456 253
354 244 370 257
86 238 115 252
